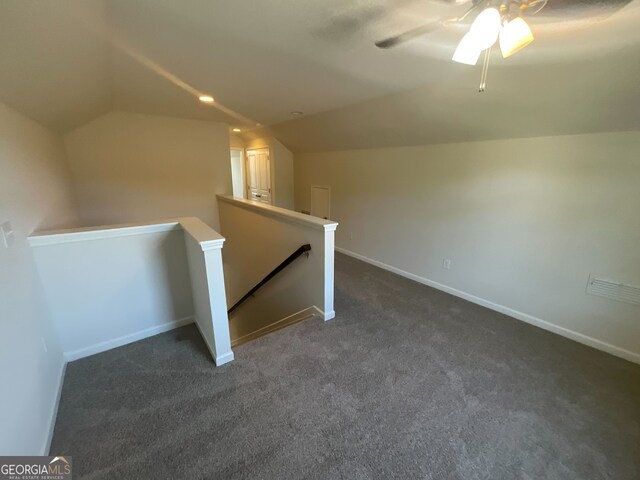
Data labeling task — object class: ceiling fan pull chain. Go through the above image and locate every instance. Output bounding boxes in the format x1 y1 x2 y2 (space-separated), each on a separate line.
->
479 47 491 93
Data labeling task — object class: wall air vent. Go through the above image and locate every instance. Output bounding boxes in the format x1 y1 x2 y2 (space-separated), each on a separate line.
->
586 274 640 306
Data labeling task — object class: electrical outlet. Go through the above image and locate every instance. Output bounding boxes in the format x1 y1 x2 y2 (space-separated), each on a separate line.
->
41 337 48 353
1 222 15 248
443 258 451 270
348 232 353 240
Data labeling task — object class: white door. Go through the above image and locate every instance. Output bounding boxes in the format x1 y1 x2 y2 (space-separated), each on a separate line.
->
246 148 271 204
311 185 330 219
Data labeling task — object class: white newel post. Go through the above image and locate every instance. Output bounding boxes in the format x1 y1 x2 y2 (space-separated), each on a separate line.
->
184 225 234 366
323 224 337 321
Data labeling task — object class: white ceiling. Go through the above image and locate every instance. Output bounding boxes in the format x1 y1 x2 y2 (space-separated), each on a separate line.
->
0 1 112 132
254 48 640 152
1 0 639 150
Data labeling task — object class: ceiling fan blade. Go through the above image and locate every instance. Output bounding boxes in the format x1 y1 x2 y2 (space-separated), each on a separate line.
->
374 21 444 49
375 5 478 49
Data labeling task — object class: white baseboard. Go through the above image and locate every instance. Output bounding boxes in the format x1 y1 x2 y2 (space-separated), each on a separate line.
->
318 309 335 321
231 306 320 347
214 351 235 366
63 316 195 362
192 317 235 366
335 246 640 365
43 358 67 455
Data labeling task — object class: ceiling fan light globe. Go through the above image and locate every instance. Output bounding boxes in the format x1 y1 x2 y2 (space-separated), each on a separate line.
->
452 33 481 65
499 17 534 58
469 7 501 50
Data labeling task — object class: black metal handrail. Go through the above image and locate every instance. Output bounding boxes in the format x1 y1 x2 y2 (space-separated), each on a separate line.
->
228 244 311 316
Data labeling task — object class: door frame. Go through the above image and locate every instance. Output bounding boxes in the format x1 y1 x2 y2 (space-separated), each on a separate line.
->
311 184 331 219
230 147 246 199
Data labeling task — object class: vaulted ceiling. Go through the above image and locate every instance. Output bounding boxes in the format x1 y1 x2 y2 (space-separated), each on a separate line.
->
1 0 639 151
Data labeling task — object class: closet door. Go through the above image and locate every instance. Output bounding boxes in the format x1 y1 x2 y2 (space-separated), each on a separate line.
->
246 148 271 204
311 185 330 219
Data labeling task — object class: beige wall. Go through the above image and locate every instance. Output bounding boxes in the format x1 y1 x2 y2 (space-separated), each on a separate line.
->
31 227 193 358
229 132 245 149
64 111 232 229
295 131 640 361
272 138 294 210
0 104 79 454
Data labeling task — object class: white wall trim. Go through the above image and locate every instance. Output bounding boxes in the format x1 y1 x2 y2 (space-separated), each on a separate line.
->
63 316 194 362
179 217 225 250
231 306 321 347
218 194 338 232
214 351 235 365
198 240 226 251
43 359 67 455
318 308 336 321
193 317 234 365
28 221 181 246
335 246 640 365
28 217 225 249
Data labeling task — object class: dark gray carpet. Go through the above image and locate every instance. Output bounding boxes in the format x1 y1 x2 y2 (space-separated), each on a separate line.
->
50 252 640 479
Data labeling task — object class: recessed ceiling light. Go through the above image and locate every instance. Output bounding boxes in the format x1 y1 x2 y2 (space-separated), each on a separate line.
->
291 111 303 116
199 95 215 103
232 128 241 133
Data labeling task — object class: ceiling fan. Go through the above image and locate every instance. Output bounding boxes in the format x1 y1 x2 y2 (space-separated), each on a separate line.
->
375 0 547 90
